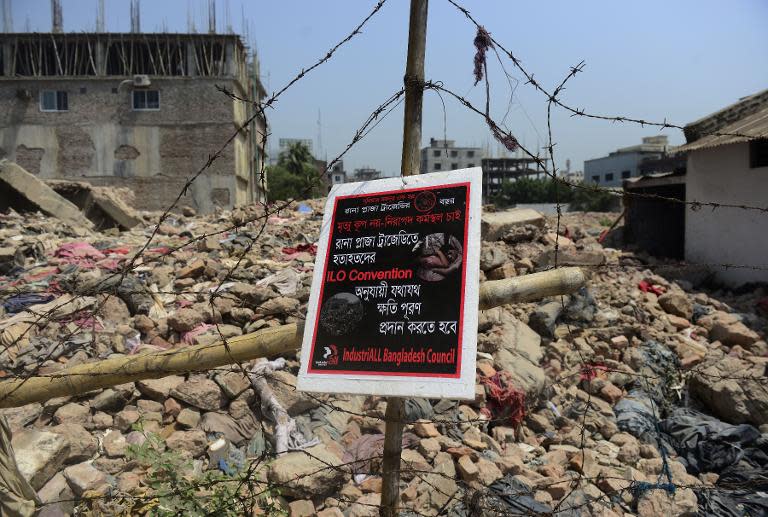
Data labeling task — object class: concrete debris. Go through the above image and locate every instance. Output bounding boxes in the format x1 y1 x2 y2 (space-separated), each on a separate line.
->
11 430 70 490
481 207 545 241
47 180 141 231
268 444 348 498
0 200 764 516
0 160 93 231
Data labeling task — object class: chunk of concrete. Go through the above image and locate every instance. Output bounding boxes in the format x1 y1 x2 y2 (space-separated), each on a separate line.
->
12 429 71 490
534 248 606 269
481 208 545 241
0 160 93 230
47 179 141 230
62 462 108 497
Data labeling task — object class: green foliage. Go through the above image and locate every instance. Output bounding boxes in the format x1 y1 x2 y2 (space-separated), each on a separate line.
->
266 164 306 202
492 177 617 212
569 183 618 212
115 432 284 516
493 177 573 206
267 141 322 201
598 216 614 227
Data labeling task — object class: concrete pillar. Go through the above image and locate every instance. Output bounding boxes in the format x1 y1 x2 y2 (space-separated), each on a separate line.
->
94 41 106 75
186 42 197 76
2 42 12 76
225 41 235 77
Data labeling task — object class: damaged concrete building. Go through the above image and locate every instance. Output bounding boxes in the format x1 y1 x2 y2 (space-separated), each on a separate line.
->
0 30 266 213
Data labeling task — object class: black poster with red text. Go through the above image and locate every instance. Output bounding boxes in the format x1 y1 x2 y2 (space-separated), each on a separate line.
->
307 183 471 377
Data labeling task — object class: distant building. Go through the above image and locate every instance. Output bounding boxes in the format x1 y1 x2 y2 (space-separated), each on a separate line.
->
0 31 266 213
278 138 313 155
585 136 675 187
353 167 381 182
677 88 768 285
313 159 329 193
637 153 687 176
480 156 548 203
561 170 584 184
326 160 346 191
420 138 483 173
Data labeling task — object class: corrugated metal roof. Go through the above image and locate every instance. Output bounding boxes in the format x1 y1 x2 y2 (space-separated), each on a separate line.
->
623 171 685 190
624 172 675 183
678 103 768 153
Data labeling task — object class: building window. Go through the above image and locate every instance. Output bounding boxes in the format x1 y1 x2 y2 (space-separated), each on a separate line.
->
591 175 600 183
451 163 458 169
334 175 341 182
133 90 160 110
605 173 614 181
467 150 475 158
450 150 458 158
40 90 68 111
434 163 442 171
433 150 441 158
750 138 768 168
621 170 631 179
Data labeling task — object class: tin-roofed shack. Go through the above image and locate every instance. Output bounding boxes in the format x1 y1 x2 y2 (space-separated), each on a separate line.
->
624 89 768 286
678 89 768 286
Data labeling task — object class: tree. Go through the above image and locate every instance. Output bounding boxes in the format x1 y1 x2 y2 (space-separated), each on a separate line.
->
267 141 322 201
491 176 617 211
493 177 573 207
569 183 617 212
265 164 305 202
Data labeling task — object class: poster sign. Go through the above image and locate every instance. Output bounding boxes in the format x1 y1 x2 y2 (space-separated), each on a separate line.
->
297 168 482 399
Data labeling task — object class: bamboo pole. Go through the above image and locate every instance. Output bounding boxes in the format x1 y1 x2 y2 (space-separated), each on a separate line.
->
145 35 158 76
383 3 428 513
0 268 584 410
49 34 64 76
399 2 428 178
478 266 585 309
86 38 97 76
0 323 302 409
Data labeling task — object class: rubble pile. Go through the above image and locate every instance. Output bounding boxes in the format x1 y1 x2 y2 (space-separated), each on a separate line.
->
0 198 766 516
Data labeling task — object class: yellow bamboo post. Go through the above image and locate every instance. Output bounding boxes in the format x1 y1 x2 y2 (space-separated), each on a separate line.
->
381 1 429 514
0 268 585 409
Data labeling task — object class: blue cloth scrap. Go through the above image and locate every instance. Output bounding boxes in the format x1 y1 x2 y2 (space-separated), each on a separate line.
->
631 480 676 497
3 293 55 313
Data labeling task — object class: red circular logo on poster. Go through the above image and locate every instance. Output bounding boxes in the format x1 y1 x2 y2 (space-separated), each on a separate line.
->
414 191 437 212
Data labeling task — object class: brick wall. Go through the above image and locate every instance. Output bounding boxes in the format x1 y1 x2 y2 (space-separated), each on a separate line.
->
0 77 251 212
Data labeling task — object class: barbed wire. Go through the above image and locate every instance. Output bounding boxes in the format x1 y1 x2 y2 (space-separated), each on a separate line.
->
445 0 764 142
0 1 766 516
425 81 768 215
0 0 395 407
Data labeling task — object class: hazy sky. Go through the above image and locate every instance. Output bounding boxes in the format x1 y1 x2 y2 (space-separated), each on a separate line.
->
12 0 768 176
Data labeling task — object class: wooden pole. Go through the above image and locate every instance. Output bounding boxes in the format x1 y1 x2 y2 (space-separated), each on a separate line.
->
399 1 428 178
0 269 584 410
382 2 428 515
477 266 585 310
0 323 302 409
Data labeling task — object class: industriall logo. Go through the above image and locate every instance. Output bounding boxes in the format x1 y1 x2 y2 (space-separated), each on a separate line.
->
315 344 339 367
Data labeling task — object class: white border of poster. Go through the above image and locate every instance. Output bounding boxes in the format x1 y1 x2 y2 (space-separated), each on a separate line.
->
297 167 482 400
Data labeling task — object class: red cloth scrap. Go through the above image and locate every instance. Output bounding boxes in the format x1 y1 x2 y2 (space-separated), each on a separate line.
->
482 371 526 427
